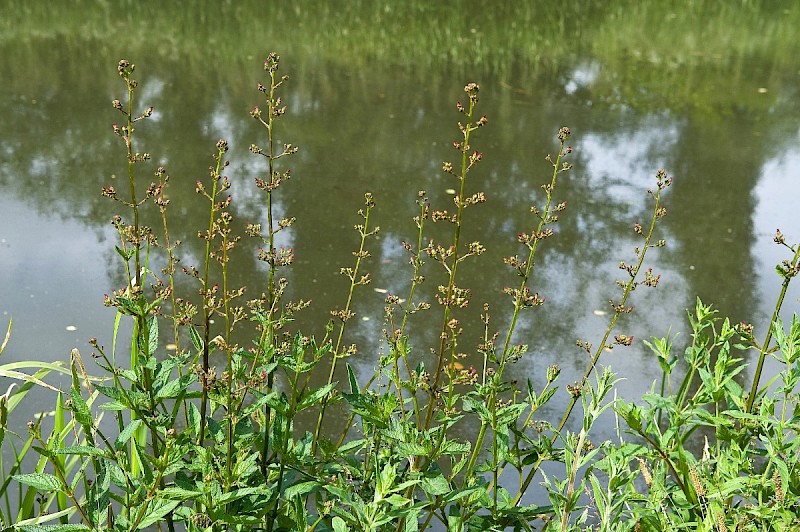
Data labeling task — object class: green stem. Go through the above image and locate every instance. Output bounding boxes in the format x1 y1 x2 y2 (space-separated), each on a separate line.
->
423 94 476 431
512 175 668 507
314 196 375 451
468 132 570 479
196 147 224 447
746 242 800 413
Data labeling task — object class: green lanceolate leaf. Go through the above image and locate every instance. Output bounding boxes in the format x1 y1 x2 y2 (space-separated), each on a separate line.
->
69 387 92 429
188 401 201 438
146 314 159 355
115 418 143 450
190 325 204 352
52 445 107 458
158 486 203 501
461 394 491 422
96 384 125 402
13 472 62 491
347 363 360 395
17 525 92 532
136 498 181 528
114 245 135 261
297 382 336 412
218 486 273 504
421 473 451 496
283 481 319 500
155 374 195 400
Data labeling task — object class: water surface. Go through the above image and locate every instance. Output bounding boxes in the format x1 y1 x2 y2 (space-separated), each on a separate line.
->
1 5 799 447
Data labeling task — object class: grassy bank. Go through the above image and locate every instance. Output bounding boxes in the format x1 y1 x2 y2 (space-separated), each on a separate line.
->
2 0 800 111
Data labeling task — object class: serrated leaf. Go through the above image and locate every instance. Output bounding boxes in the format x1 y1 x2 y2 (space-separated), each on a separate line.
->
116 418 143 450
52 445 106 458
496 402 527 426
297 383 336 412
155 374 195 400
538 387 557 407
190 326 204 352
158 486 203 500
441 486 483 504
461 394 490 421
95 384 124 401
146 315 159 355
217 486 272 504
98 400 128 411
239 390 271 418
14 473 62 491
188 402 201 438
421 474 450 496
69 388 92 428
283 481 319 500
18 525 91 532
136 498 180 528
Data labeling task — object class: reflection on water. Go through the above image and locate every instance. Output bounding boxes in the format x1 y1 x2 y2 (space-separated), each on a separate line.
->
1 35 799 444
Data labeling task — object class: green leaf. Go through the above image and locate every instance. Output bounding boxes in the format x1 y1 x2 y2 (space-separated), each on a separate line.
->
461 394 490 421
146 315 159 355
377 463 397 496
155 374 195 400
332 516 349 532
18 525 91 532
115 295 142 317
158 486 203 500
263 391 289 415
115 418 143 450
188 402 201 438
347 363 360 395
95 384 124 401
14 473 62 491
190 325 204 352
496 402 527 426
441 486 483 504
421 474 450 496
114 245 134 261
52 445 106 458
239 390 272 418
217 486 272 504
297 383 336 412
97 400 128 411
136 498 180 528
283 481 320 500
69 388 92 428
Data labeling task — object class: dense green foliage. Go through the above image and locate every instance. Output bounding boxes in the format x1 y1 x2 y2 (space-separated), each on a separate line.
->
0 53 799 531
2 0 798 111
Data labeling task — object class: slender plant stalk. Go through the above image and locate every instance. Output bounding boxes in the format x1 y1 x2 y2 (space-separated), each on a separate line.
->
465 128 571 478
249 52 295 475
314 194 377 451
424 83 486 430
196 144 227 447
746 238 800 412
512 170 671 507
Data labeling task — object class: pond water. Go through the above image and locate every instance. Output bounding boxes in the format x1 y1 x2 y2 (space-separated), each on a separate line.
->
1 5 800 476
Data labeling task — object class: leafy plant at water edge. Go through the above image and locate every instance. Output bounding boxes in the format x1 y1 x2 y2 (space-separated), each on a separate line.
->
1 52 798 532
